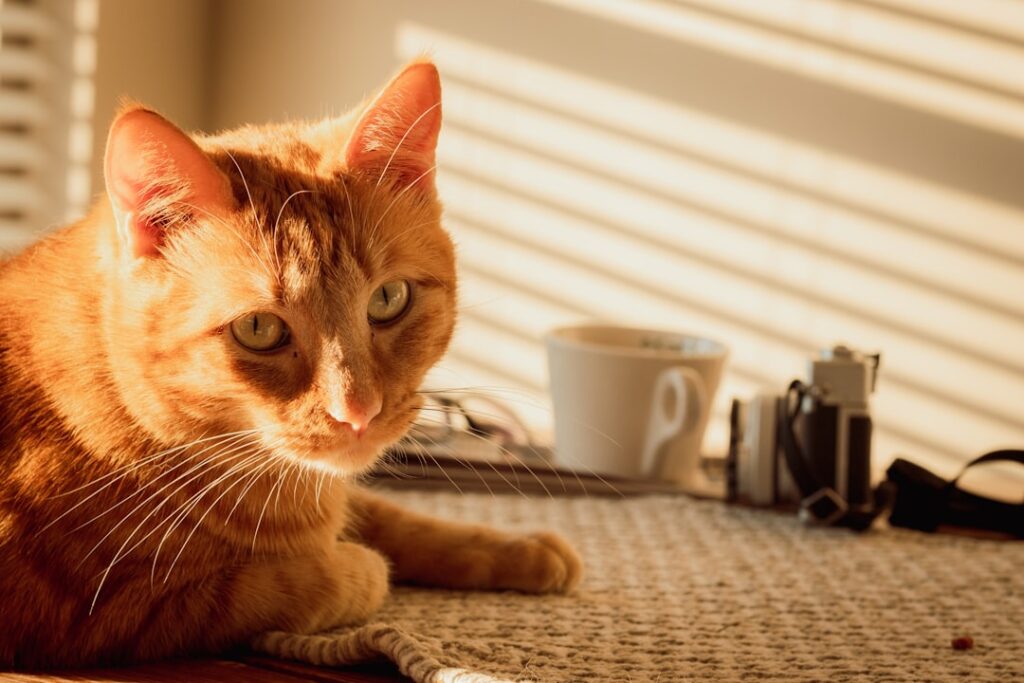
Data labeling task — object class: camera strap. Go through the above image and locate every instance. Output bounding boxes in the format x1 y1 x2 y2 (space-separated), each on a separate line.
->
779 380 886 530
886 450 1024 537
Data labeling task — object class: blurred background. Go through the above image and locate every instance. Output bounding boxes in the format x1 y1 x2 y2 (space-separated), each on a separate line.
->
2 0 1023 489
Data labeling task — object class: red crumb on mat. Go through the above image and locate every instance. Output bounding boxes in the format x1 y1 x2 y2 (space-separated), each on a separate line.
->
951 636 974 650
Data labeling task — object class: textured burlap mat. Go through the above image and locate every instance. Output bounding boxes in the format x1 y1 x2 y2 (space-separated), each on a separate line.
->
253 490 1023 682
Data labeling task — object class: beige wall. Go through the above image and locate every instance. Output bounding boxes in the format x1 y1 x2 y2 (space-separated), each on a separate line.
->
208 0 396 127
96 0 1024 488
90 0 213 195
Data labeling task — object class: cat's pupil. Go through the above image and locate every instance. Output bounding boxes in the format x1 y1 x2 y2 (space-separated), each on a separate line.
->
230 313 287 351
367 280 411 324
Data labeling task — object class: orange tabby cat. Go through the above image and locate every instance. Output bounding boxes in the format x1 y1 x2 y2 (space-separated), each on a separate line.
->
0 61 581 669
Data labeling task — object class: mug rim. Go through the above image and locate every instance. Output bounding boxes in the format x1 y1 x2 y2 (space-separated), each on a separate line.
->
545 324 728 360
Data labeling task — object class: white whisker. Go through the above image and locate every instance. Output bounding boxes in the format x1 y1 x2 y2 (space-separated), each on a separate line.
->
272 189 314 272
86 439 264 614
223 453 281 526
373 102 440 190
401 436 464 496
160 450 274 585
39 428 245 503
55 431 259 539
367 164 437 241
149 446 274 585
251 467 288 552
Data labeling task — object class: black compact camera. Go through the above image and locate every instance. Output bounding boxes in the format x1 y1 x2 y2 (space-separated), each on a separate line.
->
726 345 882 528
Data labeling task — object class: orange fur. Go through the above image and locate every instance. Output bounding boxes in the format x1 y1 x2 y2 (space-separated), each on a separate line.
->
0 61 580 670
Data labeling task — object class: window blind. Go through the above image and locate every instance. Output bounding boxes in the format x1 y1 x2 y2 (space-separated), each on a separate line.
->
0 0 52 251
0 0 90 254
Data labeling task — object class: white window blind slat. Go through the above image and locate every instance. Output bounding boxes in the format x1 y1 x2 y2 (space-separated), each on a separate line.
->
0 49 51 82
0 132 45 170
0 3 53 39
1 0 86 252
0 176 45 213
0 218 38 251
0 90 48 125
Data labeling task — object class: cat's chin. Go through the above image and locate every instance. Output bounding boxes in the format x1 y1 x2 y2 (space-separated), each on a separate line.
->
283 442 385 475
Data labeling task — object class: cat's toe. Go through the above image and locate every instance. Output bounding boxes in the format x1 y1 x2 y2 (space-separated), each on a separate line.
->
529 531 583 593
498 531 583 594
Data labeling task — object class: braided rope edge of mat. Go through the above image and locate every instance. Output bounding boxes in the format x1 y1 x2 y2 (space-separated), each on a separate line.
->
253 624 518 683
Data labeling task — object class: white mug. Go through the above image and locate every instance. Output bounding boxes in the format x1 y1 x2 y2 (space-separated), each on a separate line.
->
545 325 727 488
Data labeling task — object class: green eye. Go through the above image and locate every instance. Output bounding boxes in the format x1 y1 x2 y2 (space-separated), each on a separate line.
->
368 279 411 324
230 312 290 352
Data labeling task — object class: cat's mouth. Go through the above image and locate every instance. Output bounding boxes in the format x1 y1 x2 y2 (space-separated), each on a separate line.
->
261 395 421 474
279 432 386 473
298 444 382 471
274 418 411 474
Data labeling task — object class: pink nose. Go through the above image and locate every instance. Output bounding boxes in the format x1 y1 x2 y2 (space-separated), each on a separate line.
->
327 397 382 437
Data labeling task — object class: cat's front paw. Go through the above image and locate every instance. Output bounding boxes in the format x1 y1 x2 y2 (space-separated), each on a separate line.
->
308 542 390 632
494 531 583 594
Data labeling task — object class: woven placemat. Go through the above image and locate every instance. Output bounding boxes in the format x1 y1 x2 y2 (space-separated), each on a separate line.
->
254 491 1023 682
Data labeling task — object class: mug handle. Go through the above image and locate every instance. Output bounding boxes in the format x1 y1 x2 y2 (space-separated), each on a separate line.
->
640 366 708 479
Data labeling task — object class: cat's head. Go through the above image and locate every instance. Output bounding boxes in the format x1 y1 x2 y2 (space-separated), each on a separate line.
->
98 61 455 475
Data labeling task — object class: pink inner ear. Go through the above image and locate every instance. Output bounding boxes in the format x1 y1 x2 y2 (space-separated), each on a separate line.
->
345 62 442 189
104 108 232 258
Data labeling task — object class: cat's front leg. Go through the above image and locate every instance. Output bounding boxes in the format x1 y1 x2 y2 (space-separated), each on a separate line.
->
229 541 390 635
114 542 389 665
346 488 582 594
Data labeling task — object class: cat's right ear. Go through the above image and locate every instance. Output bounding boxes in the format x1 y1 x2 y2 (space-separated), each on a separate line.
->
104 106 234 259
321 61 442 191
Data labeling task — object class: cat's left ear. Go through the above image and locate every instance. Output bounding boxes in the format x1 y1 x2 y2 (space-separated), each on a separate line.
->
339 61 442 191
